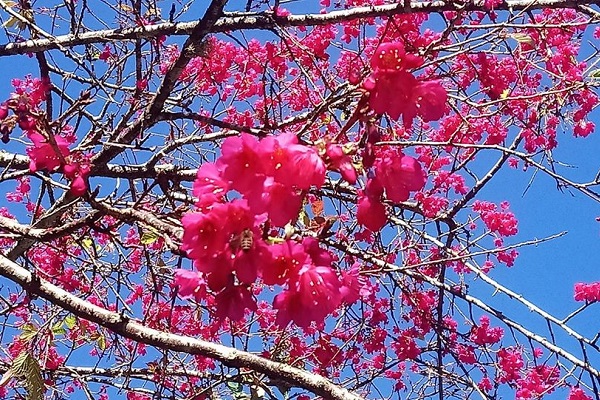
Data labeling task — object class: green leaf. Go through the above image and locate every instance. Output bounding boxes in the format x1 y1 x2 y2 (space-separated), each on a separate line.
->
81 237 94 250
590 69 600 79
51 321 66 336
96 335 107 351
298 210 309 227
227 382 242 393
19 324 37 342
140 228 159 245
226 381 252 400
64 315 77 329
509 32 535 46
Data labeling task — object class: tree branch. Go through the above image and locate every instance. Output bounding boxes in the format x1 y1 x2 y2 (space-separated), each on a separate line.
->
324 231 600 379
0 0 598 56
0 253 364 400
91 0 230 167
0 151 197 183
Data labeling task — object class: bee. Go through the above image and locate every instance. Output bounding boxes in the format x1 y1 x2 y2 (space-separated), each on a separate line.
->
239 229 254 252
230 229 254 253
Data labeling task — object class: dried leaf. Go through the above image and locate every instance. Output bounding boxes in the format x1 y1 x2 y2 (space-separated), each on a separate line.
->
509 32 535 46
310 198 324 216
11 352 44 400
2 16 18 28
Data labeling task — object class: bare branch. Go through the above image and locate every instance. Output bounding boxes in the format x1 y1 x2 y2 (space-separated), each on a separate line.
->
0 253 364 400
0 0 598 56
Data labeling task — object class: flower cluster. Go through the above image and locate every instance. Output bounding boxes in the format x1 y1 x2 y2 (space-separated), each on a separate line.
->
473 200 518 236
363 42 447 126
0 76 90 196
391 330 421 361
497 346 524 383
0 76 51 144
178 133 364 326
26 133 91 196
573 282 600 302
568 387 594 400
357 144 426 231
516 365 560 399
470 315 503 345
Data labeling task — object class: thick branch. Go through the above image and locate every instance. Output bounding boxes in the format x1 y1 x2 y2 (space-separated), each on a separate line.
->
0 253 364 400
0 149 197 180
0 0 598 56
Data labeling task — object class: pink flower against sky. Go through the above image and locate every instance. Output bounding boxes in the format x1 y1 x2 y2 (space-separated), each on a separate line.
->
364 42 447 125
27 131 70 172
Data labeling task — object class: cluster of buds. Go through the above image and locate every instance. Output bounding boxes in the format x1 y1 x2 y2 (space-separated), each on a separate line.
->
0 76 51 143
0 99 41 144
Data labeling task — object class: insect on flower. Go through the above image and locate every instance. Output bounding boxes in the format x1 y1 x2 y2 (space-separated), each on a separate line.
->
239 229 254 252
230 229 254 253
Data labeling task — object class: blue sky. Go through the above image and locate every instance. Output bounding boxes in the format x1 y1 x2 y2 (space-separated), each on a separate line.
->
0 1 598 398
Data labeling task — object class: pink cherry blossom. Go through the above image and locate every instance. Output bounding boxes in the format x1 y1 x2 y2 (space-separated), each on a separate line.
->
325 143 357 184
339 263 370 304
260 132 325 190
63 162 91 197
374 151 426 203
574 282 600 302
302 237 334 267
173 269 206 301
568 387 594 400
214 283 257 321
98 45 114 62
357 194 387 231
391 332 421 361
287 144 326 189
232 231 271 284
365 69 418 122
27 132 70 172
260 178 303 227
370 42 423 72
273 258 343 327
497 347 524 383
217 133 265 194
0 103 8 120
180 210 228 261
470 315 503 345
192 162 228 207
273 289 307 327
263 240 307 285
364 42 447 125
403 80 448 126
